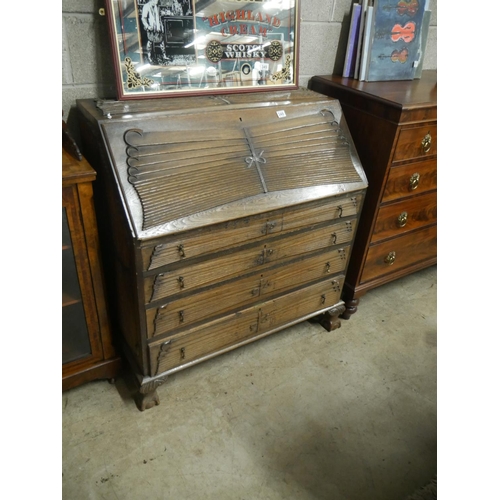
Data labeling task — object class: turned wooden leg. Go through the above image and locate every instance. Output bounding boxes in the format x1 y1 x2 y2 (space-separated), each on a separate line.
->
340 298 360 320
318 303 346 332
134 376 167 411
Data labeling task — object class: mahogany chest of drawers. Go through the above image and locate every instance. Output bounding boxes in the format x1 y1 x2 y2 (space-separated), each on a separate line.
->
77 90 367 410
308 71 437 317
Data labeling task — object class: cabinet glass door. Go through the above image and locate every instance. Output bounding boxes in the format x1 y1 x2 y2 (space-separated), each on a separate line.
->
62 207 91 364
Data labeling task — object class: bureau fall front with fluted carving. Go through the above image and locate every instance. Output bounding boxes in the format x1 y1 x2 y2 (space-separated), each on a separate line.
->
77 90 368 411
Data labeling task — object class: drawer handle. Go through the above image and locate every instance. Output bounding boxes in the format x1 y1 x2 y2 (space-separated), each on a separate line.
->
421 132 432 153
331 232 337 244
177 244 185 258
178 276 185 289
384 251 396 265
397 211 408 228
180 347 185 359
337 206 343 218
321 294 326 305
325 262 331 273
409 173 420 190
179 310 184 323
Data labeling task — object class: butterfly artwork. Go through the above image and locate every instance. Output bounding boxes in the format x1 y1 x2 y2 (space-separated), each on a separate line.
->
363 0 428 82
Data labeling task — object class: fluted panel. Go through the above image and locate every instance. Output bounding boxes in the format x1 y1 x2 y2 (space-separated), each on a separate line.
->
122 108 362 230
253 113 362 191
125 128 262 229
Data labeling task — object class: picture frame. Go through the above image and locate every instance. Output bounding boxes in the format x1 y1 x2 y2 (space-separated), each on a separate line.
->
104 0 300 100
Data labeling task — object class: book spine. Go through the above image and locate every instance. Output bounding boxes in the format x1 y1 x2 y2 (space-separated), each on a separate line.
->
359 5 374 81
353 0 369 79
342 4 362 78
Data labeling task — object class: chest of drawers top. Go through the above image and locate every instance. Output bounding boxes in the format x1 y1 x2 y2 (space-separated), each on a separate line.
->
309 70 437 125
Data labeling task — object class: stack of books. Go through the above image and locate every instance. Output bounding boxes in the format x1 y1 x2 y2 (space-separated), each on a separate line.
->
342 0 431 81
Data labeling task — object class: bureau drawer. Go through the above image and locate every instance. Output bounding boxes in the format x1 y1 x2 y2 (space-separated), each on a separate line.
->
146 246 350 338
393 124 437 162
372 192 436 243
144 219 356 303
361 224 436 284
281 194 362 231
141 193 362 271
382 159 437 203
148 275 344 376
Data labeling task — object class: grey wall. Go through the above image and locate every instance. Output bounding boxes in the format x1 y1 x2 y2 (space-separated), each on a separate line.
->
62 0 437 142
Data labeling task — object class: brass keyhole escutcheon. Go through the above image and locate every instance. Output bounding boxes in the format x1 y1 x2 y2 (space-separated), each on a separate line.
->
397 211 408 228
384 251 396 265
421 132 432 153
409 173 420 191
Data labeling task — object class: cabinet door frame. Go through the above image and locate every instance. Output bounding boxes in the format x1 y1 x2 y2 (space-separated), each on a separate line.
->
62 183 105 376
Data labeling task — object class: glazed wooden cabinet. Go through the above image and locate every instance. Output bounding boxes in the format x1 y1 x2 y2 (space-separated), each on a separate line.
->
62 147 121 390
308 71 437 317
77 90 368 410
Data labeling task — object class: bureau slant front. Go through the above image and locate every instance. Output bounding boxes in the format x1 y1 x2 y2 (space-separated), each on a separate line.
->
77 91 368 410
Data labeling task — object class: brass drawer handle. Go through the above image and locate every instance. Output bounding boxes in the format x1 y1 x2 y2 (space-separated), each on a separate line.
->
178 276 185 289
421 132 432 153
325 262 331 273
397 211 408 228
409 173 420 190
180 347 186 359
179 310 184 323
321 294 326 305
384 251 396 265
177 244 185 258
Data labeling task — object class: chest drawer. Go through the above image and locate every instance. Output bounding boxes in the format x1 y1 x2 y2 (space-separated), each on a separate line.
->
148 275 344 376
372 191 436 243
142 194 362 271
382 159 437 203
361 224 436 284
393 124 437 162
144 219 356 303
146 245 350 338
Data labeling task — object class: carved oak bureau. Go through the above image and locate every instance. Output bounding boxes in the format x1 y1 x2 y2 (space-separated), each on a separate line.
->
309 72 437 318
77 90 368 410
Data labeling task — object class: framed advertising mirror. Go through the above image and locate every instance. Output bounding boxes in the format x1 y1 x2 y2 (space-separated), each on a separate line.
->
105 0 300 100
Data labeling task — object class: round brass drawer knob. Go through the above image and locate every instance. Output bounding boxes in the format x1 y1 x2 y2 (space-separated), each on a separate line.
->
409 173 420 190
397 211 408 227
421 132 432 153
384 251 396 265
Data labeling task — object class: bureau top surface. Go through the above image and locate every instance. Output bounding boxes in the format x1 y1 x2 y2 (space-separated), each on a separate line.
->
90 88 332 118
309 70 437 123
78 93 367 241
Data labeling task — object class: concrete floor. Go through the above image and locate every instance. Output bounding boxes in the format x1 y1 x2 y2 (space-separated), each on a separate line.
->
62 265 437 500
